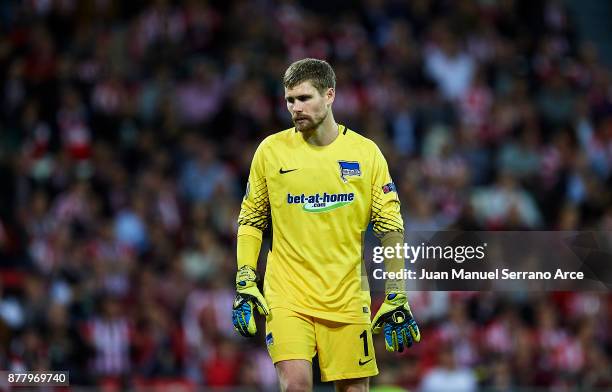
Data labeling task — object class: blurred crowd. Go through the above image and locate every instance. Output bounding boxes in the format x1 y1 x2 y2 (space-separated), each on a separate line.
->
0 0 611 390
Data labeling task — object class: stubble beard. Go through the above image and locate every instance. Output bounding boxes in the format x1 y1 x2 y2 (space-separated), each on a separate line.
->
294 111 327 133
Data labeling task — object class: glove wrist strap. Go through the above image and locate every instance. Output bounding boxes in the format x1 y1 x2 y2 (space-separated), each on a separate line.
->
236 266 258 288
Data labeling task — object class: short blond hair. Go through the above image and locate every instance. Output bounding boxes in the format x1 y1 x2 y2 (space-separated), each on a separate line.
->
283 58 336 94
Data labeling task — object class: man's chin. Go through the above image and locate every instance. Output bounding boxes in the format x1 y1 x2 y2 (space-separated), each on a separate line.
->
294 121 314 132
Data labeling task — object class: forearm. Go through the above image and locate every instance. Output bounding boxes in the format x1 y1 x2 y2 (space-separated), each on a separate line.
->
233 225 269 337
237 225 263 270
380 231 405 293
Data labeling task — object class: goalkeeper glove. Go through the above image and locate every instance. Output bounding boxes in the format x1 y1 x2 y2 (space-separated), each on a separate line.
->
232 266 269 337
372 292 421 352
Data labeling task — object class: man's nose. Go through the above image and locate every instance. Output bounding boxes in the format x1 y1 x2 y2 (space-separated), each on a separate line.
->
292 101 303 112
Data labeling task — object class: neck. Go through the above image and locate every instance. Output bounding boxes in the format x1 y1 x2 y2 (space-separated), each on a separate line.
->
301 112 338 146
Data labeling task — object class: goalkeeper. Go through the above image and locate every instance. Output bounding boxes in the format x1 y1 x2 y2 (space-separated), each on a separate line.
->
232 58 420 392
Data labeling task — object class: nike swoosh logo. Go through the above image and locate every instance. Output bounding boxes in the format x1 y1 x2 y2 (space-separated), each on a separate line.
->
279 168 298 174
358 358 373 366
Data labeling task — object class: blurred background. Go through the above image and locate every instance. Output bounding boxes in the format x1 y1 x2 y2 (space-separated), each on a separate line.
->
0 0 611 391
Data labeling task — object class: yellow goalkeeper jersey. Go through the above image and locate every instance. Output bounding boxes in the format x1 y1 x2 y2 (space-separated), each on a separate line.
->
238 125 403 324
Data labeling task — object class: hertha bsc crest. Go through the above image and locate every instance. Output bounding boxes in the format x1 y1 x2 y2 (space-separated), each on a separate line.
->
338 161 361 182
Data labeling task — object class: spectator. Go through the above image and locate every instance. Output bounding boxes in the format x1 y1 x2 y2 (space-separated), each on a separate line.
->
419 345 477 392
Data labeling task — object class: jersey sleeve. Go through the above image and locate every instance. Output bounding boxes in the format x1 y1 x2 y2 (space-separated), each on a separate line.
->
370 145 404 237
238 142 270 231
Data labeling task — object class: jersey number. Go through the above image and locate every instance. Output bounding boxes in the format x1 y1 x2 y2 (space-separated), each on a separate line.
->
360 330 369 357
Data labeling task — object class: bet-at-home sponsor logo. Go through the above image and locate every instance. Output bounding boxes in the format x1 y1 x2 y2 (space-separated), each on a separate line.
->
287 192 355 212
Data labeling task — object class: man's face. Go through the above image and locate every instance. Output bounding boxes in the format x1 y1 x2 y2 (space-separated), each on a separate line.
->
285 81 334 132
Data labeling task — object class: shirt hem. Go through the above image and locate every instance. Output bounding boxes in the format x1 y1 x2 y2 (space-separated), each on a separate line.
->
270 304 371 325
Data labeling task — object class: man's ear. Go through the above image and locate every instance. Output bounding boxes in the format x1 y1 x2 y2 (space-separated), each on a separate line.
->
326 88 335 106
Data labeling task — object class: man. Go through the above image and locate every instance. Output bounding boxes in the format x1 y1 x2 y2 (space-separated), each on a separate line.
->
232 58 420 392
